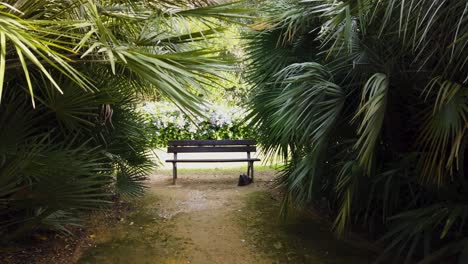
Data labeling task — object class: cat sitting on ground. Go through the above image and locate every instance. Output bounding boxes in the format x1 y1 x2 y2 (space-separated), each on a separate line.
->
237 174 252 186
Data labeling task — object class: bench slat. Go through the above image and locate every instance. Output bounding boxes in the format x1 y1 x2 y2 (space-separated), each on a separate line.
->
168 139 256 146
168 146 256 153
166 158 261 163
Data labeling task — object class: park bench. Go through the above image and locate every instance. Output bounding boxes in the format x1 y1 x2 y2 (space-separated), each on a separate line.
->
166 139 260 184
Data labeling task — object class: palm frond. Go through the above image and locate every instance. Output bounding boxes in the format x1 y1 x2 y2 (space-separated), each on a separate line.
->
418 78 467 185
353 73 388 175
246 0 468 262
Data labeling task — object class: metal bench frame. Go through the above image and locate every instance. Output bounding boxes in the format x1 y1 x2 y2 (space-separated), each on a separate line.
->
165 139 260 184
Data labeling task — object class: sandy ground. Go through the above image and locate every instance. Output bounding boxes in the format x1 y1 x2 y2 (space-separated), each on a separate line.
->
77 168 375 264
151 173 273 263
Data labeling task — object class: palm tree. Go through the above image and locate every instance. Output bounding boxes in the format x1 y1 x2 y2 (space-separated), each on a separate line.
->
246 0 467 262
0 0 247 240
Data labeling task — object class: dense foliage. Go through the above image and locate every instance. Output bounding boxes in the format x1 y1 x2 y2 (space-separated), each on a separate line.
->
246 0 467 262
0 0 246 241
140 102 254 147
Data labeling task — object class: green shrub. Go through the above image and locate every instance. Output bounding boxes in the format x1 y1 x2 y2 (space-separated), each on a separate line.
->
0 0 247 241
140 102 255 147
245 0 467 263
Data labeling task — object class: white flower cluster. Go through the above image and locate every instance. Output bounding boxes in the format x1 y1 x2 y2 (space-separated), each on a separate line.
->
139 101 246 131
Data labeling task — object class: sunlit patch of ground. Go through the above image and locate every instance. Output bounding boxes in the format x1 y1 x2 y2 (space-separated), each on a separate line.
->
78 167 375 264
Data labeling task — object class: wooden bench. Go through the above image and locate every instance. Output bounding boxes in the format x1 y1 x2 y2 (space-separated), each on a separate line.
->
165 139 260 184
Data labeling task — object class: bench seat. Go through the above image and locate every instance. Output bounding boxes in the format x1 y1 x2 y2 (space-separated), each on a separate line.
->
166 158 261 163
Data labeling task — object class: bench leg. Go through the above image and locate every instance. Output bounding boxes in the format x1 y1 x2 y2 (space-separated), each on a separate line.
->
247 162 253 177
172 162 177 185
247 161 254 182
250 162 254 183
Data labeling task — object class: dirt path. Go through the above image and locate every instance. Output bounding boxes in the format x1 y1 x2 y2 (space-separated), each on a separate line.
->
78 168 374 264
157 183 270 263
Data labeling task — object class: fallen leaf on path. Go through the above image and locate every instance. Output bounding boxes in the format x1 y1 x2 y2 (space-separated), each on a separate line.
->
274 242 283 249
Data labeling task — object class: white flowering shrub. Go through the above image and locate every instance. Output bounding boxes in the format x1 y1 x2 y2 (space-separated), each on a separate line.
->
139 102 255 147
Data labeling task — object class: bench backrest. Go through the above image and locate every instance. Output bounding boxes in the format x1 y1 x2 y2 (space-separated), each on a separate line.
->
167 140 256 153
